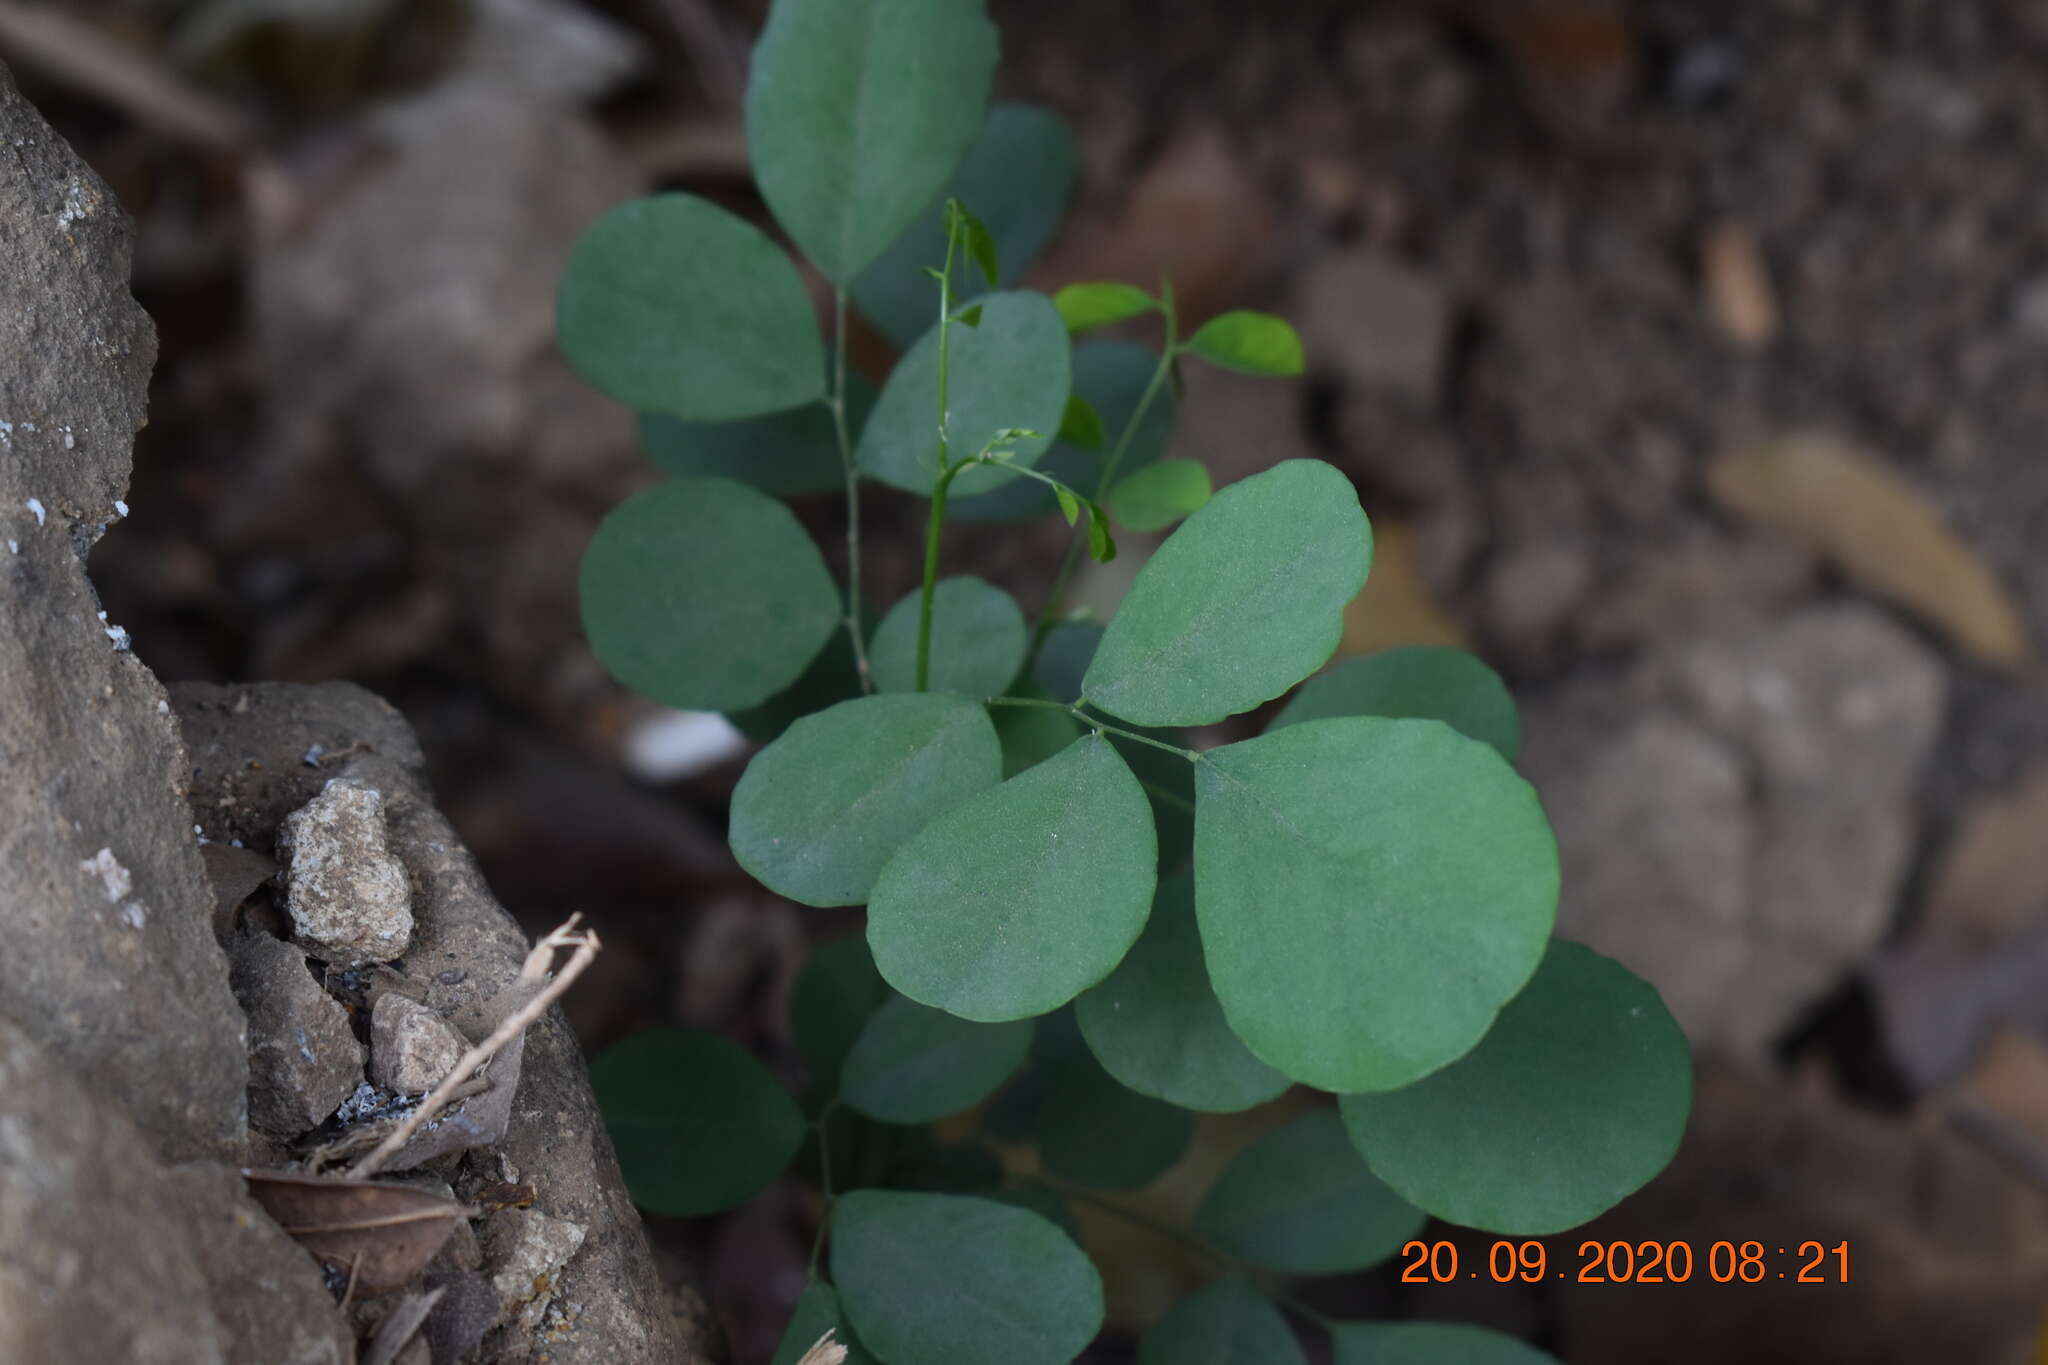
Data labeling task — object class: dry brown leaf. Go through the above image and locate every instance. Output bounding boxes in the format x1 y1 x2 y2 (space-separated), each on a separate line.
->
1926 765 2048 944
243 1170 475 1295
1959 1028 2048 1145
1706 432 2030 667
1701 220 1778 348
1340 520 1466 655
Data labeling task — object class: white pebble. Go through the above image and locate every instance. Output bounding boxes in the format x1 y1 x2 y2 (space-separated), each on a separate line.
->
80 847 132 902
24 497 44 526
113 500 128 517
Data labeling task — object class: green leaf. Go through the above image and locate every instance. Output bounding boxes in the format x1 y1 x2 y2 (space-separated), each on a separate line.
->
1184 310 1304 376
558 194 825 420
1084 460 1370 726
773 1283 879 1365
1340 941 1691 1236
1194 718 1558 1092
731 693 1002 907
853 104 1079 346
832 1191 1103 1365
957 302 984 328
857 291 1072 497
1330 1322 1561 1365
1272 646 1519 762
1054 484 1082 526
1192 1111 1424 1273
1086 504 1117 563
1075 870 1290 1113
1108 457 1211 532
983 1183 1079 1240
1055 282 1158 332
745 0 996 282
579 477 840 712
1057 395 1106 450
841 994 1033 1124
959 204 1001 290
590 1028 804 1216
1032 1009 1194 1189
993 687 1085 779
1138 1277 1305 1365
868 576 1028 697
789 935 889 1090
638 373 875 498
869 733 1157 1021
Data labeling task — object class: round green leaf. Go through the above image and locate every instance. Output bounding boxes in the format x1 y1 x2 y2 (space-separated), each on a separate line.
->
789 935 889 1090
1192 1111 1424 1274
1273 646 1519 762
773 1283 879 1365
1108 457 1211 532
853 104 1079 346
1055 282 1159 332
1184 310 1304 376
841 994 1033 1124
589 1028 804 1217
1075 870 1289 1113
1331 1323 1561 1365
1032 1009 1194 1190
1138 1277 1305 1365
832 1190 1104 1365
1194 718 1557 1092
746 0 996 282
1085 460 1371 726
639 372 875 498
869 733 1157 1021
1340 941 1692 1236
557 194 824 420
579 477 841 712
858 291 1071 497
731 692 1002 907
868 577 1027 696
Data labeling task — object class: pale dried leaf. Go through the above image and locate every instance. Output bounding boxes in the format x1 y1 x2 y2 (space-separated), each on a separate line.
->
243 1170 474 1295
1700 220 1778 348
1707 432 2030 667
796 1330 850 1365
1926 765 2048 944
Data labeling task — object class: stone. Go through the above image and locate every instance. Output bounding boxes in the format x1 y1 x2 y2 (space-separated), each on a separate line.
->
229 931 365 1137
1480 537 1595 652
277 777 415 965
0 57 247 1160
371 992 467 1094
483 1207 588 1333
1290 250 1451 404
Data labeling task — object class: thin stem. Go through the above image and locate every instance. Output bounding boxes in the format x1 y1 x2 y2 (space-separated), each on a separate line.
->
827 288 873 692
983 695 1200 761
807 1100 839 1277
916 217 964 692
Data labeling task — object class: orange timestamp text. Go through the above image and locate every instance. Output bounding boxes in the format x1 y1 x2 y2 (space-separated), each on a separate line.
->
1399 1237 1850 1285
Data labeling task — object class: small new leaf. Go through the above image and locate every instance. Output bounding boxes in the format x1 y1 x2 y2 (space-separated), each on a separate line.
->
1086 505 1116 563
957 303 984 328
1057 395 1106 450
1055 485 1082 527
1185 310 1304 376
1054 282 1158 333
963 212 1001 289
1107 458 1210 532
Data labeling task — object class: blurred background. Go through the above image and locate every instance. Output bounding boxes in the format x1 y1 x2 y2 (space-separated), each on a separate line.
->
9 0 2048 1359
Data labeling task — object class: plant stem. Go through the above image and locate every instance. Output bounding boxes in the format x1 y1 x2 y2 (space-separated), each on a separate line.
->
916 216 964 692
806 1100 839 1277
983 694 1200 761
827 287 873 692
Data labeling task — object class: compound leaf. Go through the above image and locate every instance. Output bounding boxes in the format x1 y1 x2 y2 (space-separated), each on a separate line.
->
832 1190 1103 1365
789 934 890 1090
1330 1323 1561 1365
1184 310 1304 376
1138 1277 1305 1365
1108 457 1211 532
1194 718 1558 1092
579 477 840 712
590 1028 804 1217
731 693 1002 907
841 994 1033 1124
869 577 1027 696
639 372 875 498
1340 941 1692 1236
746 0 996 282
869 733 1156 1021
1055 281 1158 332
1273 646 1519 762
1192 1111 1423 1274
1084 460 1370 726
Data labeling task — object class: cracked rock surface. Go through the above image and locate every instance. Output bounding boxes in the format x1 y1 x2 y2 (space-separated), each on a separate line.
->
276 777 415 965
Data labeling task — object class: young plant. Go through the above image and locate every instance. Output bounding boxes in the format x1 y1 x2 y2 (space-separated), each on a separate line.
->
559 2 1692 1361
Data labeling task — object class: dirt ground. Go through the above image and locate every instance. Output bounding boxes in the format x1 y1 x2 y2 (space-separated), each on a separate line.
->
15 0 2048 1360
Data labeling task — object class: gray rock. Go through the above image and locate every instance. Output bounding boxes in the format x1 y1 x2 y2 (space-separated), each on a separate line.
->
1481 537 1596 653
372 992 467 1094
0 58 247 1160
484 1207 588 1333
229 931 365 1136
1291 251 1452 404
277 777 415 965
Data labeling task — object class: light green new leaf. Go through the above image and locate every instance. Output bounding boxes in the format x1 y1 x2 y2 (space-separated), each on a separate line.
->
772 1284 878 1365
558 194 824 420
1086 505 1116 562
1184 310 1304 376
1108 457 1211 532
731 693 1002 907
854 104 1079 346
639 373 875 498
789 935 890 1090
869 733 1157 1021
1085 460 1370 726
590 1028 804 1217
1340 941 1691 1236
579 478 840 712
1055 281 1157 332
1075 870 1289 1113
1194 718 1558 1091
1330 1323 1561 1365
869 577 1027 696
832 1191 1103 1365
1138 1278 1305 1365
745 0 996 282
1273 645 1519 761
1192 1111 1423 1273
1058 395 1106 449
1032 1010 1193 1190
841 994 1032 1124
959 205 1001 289
858 291 1071 497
